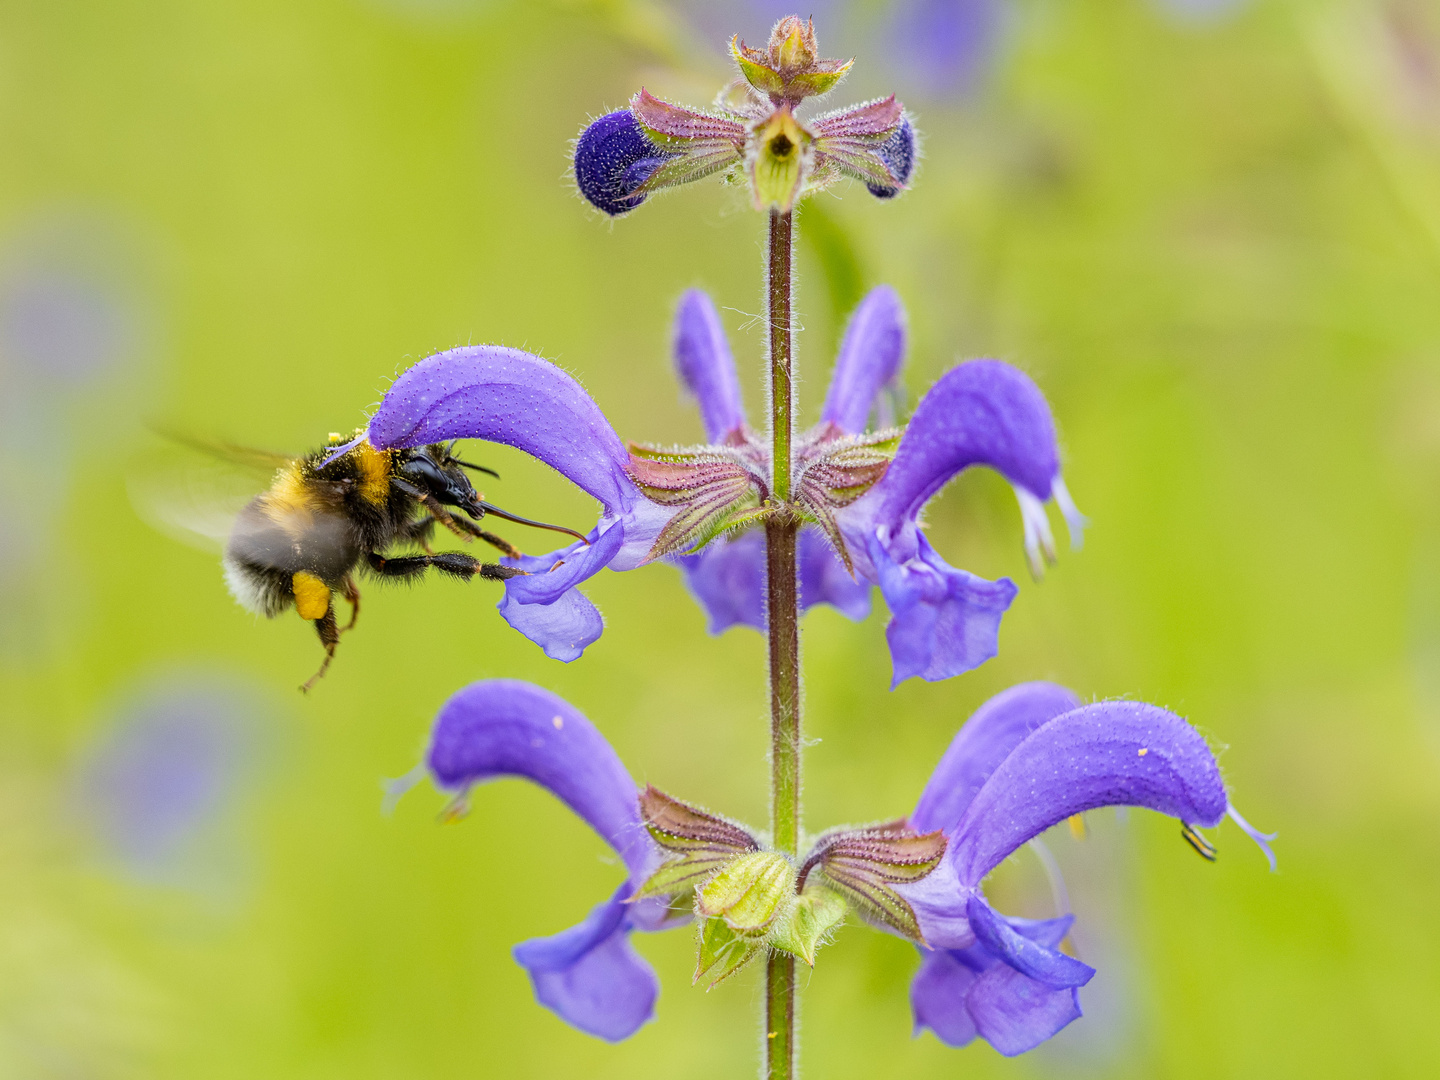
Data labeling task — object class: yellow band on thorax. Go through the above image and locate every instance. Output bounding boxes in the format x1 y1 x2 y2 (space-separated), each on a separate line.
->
351 442 392 505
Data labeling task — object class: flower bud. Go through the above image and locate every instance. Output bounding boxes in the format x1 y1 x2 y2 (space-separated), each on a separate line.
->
866 119 917 199
772 15 818 74
696 850 795 933
574 110 675 216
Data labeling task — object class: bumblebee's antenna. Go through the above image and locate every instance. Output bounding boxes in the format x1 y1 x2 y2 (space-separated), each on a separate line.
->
453 458 501 479
478 501 589 544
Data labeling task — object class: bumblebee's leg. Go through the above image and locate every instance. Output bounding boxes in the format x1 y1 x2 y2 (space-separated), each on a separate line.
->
391 476 473 542
442 514 522 559
339 574 361 632
366 550 524 583
392 475 517 554
301 605 340 694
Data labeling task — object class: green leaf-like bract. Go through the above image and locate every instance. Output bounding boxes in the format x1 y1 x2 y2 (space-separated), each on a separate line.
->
767 887 848 966
694 917 764 989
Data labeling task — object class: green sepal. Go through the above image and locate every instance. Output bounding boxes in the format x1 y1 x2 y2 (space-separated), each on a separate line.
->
632 785 760 901
786 66 852 99
696 850 795 934
626 445 766 560
795 429 901 571
694 916 765 989
632 858 724 901
732 46 786 97
766 887 848 967
805 824 947 944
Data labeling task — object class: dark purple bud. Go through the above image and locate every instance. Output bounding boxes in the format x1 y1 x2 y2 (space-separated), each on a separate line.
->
574 110 674 217
866 119 916 199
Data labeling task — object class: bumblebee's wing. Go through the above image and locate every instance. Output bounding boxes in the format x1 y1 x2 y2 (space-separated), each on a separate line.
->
151 429 298 472
127 436 292 555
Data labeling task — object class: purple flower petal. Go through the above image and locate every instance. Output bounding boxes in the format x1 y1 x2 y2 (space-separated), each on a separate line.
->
966 962 1082 1057
368 346 636 516
574 110 675 217
424 680 652 876
497 585 605 663
869 530 1017 685
894 854 972 949
910 949 982 1046
820 286 907 434
966 896 1093 989
912 682 1081 835
866 119 917 198
673 290 746 442
677 528 872 635
872 359 1062 521
910 912 1082 1054
513 884 659 1042
677 531 766 634
799 528 872 620
950 701 1229 888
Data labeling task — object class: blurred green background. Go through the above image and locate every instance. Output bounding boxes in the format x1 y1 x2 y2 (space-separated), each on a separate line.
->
5 0 1440 1075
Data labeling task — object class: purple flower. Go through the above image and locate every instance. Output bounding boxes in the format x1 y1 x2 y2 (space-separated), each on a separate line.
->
890 682 1276 1055
75 674 267 885
833 357 1086 685
360 345 672 662
358 286 1081 682
392 679 677 1041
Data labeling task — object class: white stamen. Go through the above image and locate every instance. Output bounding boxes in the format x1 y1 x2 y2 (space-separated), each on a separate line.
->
1014 486 1057 580
1227 804 1278 873
1051 476 1089 551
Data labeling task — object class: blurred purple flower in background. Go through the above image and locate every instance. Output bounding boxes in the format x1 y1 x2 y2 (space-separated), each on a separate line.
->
75 673 271 886
0 213 151 657
885 0 1001 97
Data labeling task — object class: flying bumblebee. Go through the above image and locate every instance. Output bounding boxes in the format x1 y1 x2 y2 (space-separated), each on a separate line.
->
143 431 585 691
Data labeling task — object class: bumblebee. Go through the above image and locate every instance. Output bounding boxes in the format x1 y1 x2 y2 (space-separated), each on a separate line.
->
221 433 583 691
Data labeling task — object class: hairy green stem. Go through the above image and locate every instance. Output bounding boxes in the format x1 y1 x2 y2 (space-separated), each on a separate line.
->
764 207 799 1080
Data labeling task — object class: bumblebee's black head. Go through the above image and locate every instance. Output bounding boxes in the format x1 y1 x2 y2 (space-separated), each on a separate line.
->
398 444 489 518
